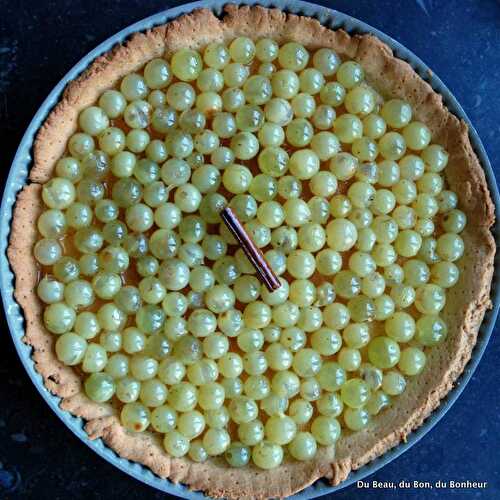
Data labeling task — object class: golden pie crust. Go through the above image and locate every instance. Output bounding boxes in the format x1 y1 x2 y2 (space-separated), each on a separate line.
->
8 5 496 499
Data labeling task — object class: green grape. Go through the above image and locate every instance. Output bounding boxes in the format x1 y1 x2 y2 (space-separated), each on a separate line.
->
345 85 376 115
163 430 189 457
249 174 278 202
323 303 350 330
264 342 292 371
99 331 123 356
237 419 264 447
312 104 336 131
416 315 448 346
422 144 449 172
390 284 416 309
362 272 386 298
382 370 406 396
436 233 464 262
316 393 343 417
343 323 370 349
188 439 208 463
217 309 243 338
265 415 296 445
288 279 315 308
285 118 315 150
414 284 446 314
344 407 370 430
221 377 243 399
37 276 64 304
277 178 302 203
317 361 346 392
243 75 272 105
55 333 87 366
289 399 314 425
204 407 230 430
271 370 300 398
338 347 362 371
140 378 168 407
167 382 197 412
379 132 406 160
380 99 412 128
151 405 177 433
126 129 150 152
121 402 151 432
313 47 340 76
310 171 338 198
297 222 325 252
311 416 341 445
310 328 341 356
315 282 336 307
34 238 62 266
394 230 422 257
403 121 431 150
148 89 167 108
68 132 95 159
144 58 171 89
431 261 459 288
399 347 426 376
291 92 316 118
326 219 358 252
333 270 361 299
43 302 75 334
368 336 400 369
185 356 217 385
299 68 325 94
264 99 292 128
307 196 330 225
116 377 141 403
340 378 371 409
385 311 416 342
264 249 287 277
225 442 251 467
362 113 386 139
291 348 322 378
252 441 283 469
271 70 300 99
288 149 320 180
229 396 258 424
85 373 115 403
236 327 264 353
320 81 346 107
158 358 185 385
366 391 390 416
261 394 288 417
297 306 323 332
197 382 225 410
278 42 309 71
244 375 270 400
300 378 321 402
79 106 109 136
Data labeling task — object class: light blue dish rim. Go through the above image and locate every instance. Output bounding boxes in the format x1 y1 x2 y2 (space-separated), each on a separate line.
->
1 1 499 498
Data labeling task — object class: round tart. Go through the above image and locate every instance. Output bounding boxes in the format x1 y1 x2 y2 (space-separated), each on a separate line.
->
8 5 495 499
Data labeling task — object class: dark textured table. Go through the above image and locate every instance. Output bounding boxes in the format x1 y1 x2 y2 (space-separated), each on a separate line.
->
1 1 499 499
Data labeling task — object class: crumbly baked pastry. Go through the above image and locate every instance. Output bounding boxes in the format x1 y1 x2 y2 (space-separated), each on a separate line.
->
8 5 495 499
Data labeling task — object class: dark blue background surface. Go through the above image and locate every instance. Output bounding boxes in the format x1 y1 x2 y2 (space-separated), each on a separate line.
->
0 1 499 498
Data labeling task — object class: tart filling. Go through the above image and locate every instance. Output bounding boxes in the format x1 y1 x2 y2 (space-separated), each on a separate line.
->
9 6 495 499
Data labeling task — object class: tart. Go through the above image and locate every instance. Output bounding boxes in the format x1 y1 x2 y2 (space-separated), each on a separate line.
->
8 5 495 499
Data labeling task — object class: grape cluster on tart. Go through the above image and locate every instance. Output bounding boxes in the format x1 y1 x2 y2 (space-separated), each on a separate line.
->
8 5 495 499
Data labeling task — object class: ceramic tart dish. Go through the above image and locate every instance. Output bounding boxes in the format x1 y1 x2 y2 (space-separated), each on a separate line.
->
2 2 499 499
